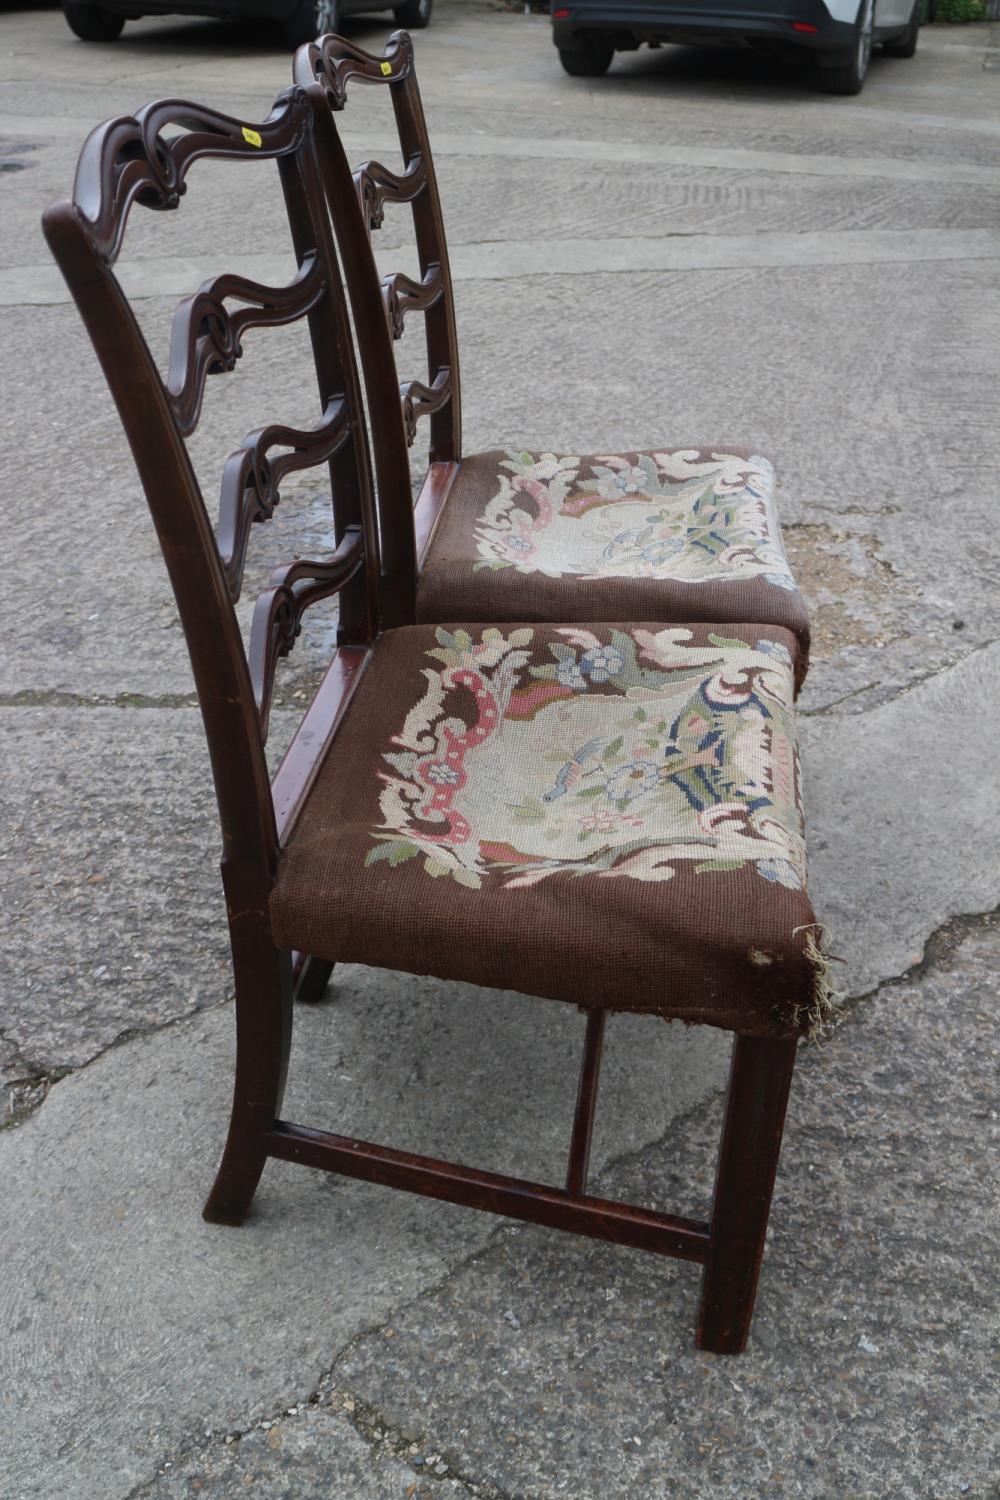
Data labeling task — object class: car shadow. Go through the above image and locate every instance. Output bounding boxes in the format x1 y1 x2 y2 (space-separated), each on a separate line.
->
595 39 889 102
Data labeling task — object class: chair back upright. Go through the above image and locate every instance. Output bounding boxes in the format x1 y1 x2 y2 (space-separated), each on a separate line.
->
294 34 462 519
42 88 387 883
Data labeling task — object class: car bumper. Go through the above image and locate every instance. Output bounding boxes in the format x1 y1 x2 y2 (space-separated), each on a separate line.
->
552 0 856 53
91 0 292 17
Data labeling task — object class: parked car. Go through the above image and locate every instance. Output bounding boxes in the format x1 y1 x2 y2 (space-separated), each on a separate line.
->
551 0 922 94
60 0 431 48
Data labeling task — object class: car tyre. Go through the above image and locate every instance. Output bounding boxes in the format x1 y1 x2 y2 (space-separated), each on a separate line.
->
283 0 341 48
558 40 614 77
62 1 125 39
882 0 920 57
393 0 432 26
818 0 873 94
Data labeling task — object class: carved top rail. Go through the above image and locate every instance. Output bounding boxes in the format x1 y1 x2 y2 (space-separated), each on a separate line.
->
294 29 416 109
71 95 310 267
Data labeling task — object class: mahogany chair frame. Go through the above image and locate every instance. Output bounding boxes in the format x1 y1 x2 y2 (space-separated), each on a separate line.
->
45 83 800 1355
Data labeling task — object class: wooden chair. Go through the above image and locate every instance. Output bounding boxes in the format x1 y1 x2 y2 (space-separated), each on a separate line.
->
292 32 811 690
44 83 830 1354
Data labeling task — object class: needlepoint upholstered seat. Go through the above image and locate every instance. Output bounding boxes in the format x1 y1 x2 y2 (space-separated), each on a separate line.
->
415 449 809 686
292 34 811 687
271 620 820 1036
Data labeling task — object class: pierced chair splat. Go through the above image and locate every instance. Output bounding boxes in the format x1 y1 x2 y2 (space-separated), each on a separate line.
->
293 31 811 687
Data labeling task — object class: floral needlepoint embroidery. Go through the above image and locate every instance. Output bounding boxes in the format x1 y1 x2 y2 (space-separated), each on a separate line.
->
472 450 795 589
365 627 806 892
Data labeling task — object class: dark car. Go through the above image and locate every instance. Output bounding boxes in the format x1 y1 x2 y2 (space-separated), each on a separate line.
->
551 0 922 94
60 0 431 48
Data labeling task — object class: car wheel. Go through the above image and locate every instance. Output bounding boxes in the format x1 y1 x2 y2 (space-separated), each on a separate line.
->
283 0 341 49
393 0 432 27
62 1 125 39
818 0 873 94
882 0 920 57
558 40 614 77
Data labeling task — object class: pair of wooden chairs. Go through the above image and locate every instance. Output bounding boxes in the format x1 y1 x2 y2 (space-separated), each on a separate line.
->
43 32 829 1354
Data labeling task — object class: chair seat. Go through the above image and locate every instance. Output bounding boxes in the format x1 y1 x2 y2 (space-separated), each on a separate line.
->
270 620 825 1038
417 448 810 689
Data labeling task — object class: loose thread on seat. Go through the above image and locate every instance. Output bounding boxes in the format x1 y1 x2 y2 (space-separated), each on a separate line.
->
790 923 844 1043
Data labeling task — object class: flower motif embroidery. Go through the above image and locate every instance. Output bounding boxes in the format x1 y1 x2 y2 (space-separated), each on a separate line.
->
366 627 806 893
605 760 662 804
473 451 796 589
581 644 624 682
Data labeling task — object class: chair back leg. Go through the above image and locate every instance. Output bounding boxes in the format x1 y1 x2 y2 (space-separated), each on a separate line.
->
203 873 295 1226
696 1034 798 1354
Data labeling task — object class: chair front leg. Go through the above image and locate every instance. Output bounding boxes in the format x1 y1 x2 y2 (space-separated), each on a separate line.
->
292 952 335 1004
203 886 294 1227
696 1034 798 1354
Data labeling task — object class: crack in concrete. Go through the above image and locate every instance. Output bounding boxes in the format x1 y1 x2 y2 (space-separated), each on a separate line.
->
835 901 1000 1022
0 994 232 1133
859 634 1000 706
316 1387 506 1499
799 683 880 717
0 689 199 710
802 634 1000 718
0 1025 76 1129
119 1226 520 1500
0 687 310 712
62 892 1000 1499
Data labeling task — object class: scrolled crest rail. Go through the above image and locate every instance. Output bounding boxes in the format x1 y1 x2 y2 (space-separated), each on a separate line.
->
70 91 312 266
296 28 416 107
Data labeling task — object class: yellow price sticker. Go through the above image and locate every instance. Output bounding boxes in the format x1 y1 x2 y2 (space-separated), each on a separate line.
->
380 61 393 76
241 126 263 148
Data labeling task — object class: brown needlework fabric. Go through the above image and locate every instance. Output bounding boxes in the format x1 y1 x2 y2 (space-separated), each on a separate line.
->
417 448 811 690
270 621 823 1038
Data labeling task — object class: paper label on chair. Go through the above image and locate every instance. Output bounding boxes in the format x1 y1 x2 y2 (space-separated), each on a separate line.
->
241 127 263 148
380 62 393 75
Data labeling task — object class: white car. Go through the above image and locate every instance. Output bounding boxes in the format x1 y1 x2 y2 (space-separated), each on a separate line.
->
551 0 923 94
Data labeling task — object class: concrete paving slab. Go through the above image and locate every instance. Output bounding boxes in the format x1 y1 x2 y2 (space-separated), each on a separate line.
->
0 958 728 1499
320 925 1000 1500
130 1406 473 1500
8 226 1000 305
1 706 228 1108
10 248 998 705
802 641 1000 998
1 302 352 699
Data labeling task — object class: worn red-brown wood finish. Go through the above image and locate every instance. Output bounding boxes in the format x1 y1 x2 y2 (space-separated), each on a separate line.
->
44 82 799 1355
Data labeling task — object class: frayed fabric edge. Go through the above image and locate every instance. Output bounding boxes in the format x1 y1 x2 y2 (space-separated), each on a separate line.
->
788 924 844 1043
